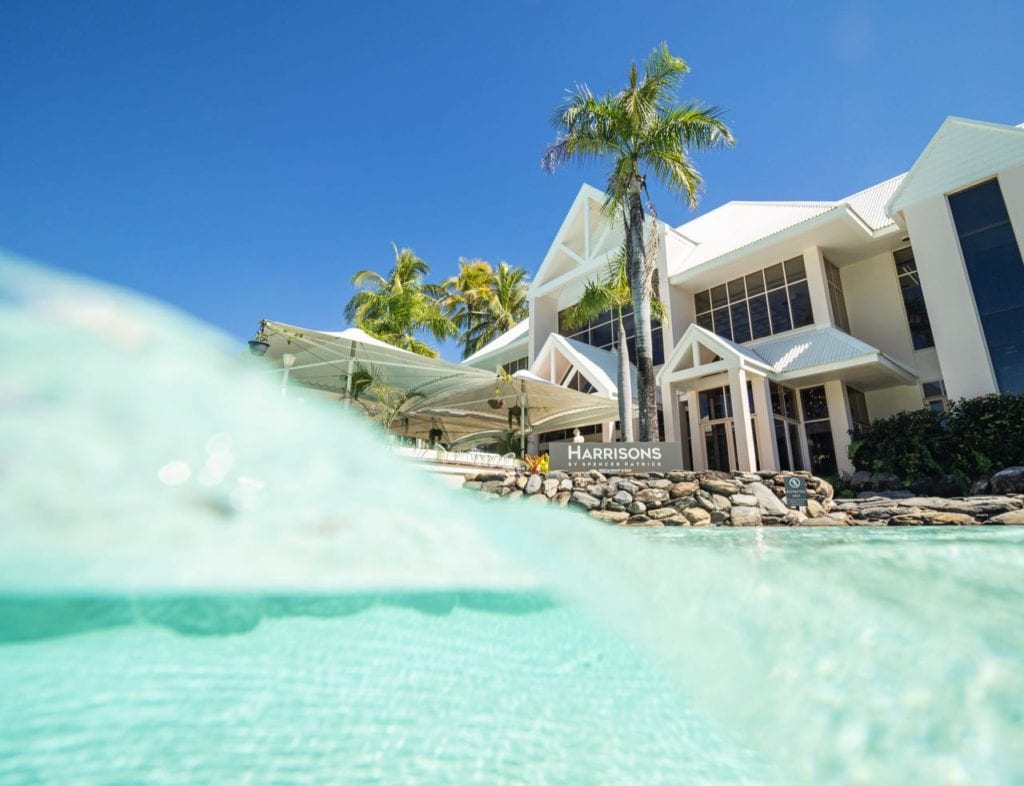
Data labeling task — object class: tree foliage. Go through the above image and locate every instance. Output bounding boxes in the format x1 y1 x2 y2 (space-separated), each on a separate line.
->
439 259 529 358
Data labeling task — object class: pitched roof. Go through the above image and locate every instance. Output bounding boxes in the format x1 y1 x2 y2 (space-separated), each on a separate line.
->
886 117 1024 215
460 319 529 364
745 325 910 375
562 337 638 396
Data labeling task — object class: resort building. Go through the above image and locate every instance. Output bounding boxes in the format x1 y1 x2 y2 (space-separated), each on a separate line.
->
462 116 1024 477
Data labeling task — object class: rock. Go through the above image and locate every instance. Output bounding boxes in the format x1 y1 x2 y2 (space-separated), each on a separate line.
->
586 483 611 498
682 507 711 526
552 491 570 507
669 481 699 498
737 473 762 483
800 517 843 527
542 479 560 498
471 471 507 482
605 502 625 512
970 478 991 496
667 471 695 482
617 481 641 495
711 494 732 510
627 501 647 515
545 470 569 481
730 506 762 526
611 490 633 506
528 492 549 504
700 474 741 496
589 510 629 523
991 467 1024 494
635 488 670 506
515 475 528 490
501 474 517 487
710 510 729 524
627 514 651 524
815 478 834 500
730 493 758 507
524 474 543 495
463 481 482 491
806 499 826 518
569 491 600 511
648 507 681 521
507 490 523 502
988 509 1024 525
920 511 977 525
648 479 673 489
661 515 690 526
694 490 717 511
558 478 573 492
626 516 664 527
749 481 788 515
482 480 503 494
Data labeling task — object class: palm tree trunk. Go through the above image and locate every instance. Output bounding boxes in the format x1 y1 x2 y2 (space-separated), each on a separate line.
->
625 180 660 441
616 308 634 442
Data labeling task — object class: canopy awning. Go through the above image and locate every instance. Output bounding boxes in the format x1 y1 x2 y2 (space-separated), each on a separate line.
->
260 321 624 446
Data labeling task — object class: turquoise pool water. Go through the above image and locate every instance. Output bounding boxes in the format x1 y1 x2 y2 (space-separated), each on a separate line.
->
2 254 1023 784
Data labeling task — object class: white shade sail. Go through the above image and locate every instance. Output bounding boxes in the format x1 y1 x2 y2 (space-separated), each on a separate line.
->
259 321 624 446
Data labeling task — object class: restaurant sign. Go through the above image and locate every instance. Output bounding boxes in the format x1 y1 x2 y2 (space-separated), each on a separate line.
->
548 442 685 473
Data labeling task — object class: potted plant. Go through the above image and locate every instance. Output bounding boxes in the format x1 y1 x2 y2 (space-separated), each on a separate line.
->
248 321 270 356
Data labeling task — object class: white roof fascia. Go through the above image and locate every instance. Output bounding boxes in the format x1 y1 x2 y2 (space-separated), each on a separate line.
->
886 117 1024 216
530 333 622 398
460 319 529 365
528 184 607 297
669 205 863 286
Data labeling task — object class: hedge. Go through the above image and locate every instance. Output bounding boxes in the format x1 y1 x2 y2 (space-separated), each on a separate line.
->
848 393 1024 485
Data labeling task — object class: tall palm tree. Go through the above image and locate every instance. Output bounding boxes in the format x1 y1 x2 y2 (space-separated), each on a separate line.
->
440 259 530 358
543 43 734 440
344 244 455 357
563 249 665 442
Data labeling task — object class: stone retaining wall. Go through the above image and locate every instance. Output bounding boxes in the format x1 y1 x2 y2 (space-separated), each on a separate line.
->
462 469 1024 527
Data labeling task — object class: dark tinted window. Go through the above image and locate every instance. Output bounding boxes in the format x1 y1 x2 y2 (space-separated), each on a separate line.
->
893 247 935 350
949 179 1024 393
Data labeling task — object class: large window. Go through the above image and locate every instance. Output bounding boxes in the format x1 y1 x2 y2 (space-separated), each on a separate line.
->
847 386 869 432
922 380 948 413
501 356 529 375
825 259 850 333
893 247 935 349
557 308 664 366
770 382 803 472
694 257 813 343
948 178 1024 393
800 386 837 477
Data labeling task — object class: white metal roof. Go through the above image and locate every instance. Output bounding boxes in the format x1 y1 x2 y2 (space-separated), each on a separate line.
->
745 325 913 375
841 173 906 230
886 117 1024 215
460 319 529 365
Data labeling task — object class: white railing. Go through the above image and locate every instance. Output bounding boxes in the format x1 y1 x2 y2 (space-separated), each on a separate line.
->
392 445 522 470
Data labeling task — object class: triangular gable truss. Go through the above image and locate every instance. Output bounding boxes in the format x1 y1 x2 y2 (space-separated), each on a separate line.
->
530 184 659 297
530 333 620 398
886 117 1024 217
657 324 774 386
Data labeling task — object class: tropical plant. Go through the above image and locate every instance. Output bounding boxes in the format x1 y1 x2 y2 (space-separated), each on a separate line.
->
344 243 455 357
439 259 530 358
562 248 665 441
524 453 549 474
493 429 523 458
543 43 734 440
341 363 426 432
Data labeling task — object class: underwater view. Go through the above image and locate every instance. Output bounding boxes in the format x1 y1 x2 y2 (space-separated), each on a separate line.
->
2 252 1024 785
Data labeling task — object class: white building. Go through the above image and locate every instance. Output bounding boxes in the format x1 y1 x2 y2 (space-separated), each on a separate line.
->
463 116 1024 477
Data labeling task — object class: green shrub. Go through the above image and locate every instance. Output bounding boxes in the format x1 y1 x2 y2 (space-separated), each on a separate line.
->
848 392 1024 485
848 408 946 484
945 394 1024 477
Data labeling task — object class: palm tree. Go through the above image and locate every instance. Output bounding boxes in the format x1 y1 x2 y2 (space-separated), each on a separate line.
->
543 43 734 440
563 249 665 442
440 259 530 358
344 244 455 357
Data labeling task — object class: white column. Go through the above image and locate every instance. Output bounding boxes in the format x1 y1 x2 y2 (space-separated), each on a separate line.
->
602 421 615 441
660 380 679 444
824 380 854 475
802 245 833 327
686 389 706 470
728 366 757 471
750 374 779 471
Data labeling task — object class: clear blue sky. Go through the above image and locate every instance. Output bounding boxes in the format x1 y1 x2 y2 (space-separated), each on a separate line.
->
2 1 1021 360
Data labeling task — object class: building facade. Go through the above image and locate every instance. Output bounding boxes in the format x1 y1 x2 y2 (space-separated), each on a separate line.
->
463 117 1024 477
